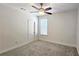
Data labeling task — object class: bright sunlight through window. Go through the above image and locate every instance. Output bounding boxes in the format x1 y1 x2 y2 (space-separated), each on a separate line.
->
40 19 48 35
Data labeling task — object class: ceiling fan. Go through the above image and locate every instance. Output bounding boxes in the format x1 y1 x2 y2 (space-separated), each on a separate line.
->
32 3 52 15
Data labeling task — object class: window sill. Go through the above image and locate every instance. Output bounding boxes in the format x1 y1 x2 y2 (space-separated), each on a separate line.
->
40 35 48 36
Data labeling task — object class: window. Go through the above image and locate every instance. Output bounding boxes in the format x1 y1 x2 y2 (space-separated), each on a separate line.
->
39 18 48 35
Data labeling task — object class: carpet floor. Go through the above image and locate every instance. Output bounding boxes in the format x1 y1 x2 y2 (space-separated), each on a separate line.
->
0 40 78 56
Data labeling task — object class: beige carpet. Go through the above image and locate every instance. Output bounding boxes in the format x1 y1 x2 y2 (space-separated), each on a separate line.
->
0 40 78 56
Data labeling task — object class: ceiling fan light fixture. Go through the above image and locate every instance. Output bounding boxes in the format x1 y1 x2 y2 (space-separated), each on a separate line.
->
39 11 45 15
39 8 45 15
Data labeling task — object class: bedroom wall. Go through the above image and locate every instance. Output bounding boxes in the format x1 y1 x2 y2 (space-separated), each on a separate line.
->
77 8 79 54
0 4 37 54
39 9 77 47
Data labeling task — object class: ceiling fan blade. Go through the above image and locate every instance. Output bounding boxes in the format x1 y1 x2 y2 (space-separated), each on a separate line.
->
32 6 39 10
45 7 52 11
45 12 52 15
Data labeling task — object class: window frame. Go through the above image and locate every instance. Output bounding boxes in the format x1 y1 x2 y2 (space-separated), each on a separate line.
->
39 18 48 36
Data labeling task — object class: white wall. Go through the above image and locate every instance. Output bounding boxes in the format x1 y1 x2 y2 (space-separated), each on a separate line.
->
0 4 37 54
77 8 79 54
39 9 77 47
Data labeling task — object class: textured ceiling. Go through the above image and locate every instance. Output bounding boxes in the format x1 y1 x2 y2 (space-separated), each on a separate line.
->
1 3 79 15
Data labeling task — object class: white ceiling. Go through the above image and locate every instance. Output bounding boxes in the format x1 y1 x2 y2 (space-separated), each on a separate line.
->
2 3 79 15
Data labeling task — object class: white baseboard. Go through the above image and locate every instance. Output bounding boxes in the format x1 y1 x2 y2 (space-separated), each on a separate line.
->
0 39 35 54
40 39 76 48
